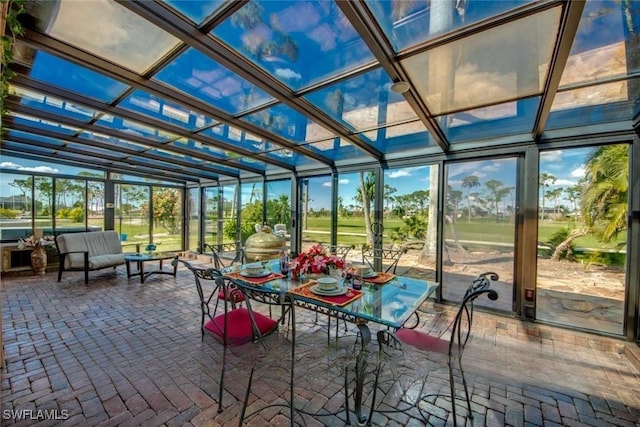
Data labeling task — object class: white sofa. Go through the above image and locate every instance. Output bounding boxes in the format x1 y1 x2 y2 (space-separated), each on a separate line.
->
55 230 125 284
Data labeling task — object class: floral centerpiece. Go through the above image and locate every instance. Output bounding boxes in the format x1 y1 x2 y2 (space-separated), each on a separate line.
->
17 235 54 249
294 244 344 276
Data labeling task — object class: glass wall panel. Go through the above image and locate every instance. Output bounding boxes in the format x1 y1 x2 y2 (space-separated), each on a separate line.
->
241 181 263 245
443 158 517 311
383 165 437 281
266 179 292 241
55 179 86 233
536 146 627 335
301 176 332 250
152 187 183 251
34 177 53 236
187 187 200 251
115 184 150 249
221 183 239 245
0 173 32 241
87 181 105 232
203 187 220 247
336 171 375 251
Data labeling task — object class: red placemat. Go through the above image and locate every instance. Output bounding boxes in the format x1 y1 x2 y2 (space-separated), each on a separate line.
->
364 272 395 285
289 282 363 307
225 271 285 285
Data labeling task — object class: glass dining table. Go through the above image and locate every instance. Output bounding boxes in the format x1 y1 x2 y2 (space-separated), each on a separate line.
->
223 260 440 424
224 260 440 342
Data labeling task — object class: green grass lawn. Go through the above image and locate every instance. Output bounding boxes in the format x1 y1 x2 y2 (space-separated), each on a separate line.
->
91 214 625 260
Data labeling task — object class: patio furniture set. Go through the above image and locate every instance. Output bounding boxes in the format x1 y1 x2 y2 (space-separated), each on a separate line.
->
52 232 499 425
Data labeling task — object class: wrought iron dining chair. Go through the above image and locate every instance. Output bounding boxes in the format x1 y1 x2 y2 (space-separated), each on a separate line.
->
376 272 500 426
177 259 279 413
229 277 297 425
319 243 353 260
361 246 407 274
203 242 246 269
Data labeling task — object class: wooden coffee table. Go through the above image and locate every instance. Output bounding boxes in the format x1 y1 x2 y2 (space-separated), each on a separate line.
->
124 252 178 283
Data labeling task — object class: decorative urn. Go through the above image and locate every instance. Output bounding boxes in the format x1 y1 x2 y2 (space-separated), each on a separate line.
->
244 225 286 262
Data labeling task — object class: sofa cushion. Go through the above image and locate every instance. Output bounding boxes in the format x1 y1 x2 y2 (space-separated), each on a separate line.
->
88 254 125 270
57 233 89 269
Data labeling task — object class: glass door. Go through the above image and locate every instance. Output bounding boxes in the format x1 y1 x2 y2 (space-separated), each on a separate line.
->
536 145 628 334
443 158 517 311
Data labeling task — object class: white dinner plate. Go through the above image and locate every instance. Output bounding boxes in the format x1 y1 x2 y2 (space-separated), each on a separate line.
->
240 269 271 278
310 285 348 296
363 272 378 279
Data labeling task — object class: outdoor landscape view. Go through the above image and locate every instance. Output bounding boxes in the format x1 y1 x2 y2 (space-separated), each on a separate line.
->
1 143 629 334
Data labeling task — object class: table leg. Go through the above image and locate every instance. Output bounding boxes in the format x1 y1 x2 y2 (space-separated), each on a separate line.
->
126 260 131 278
171 256 178 277
139 261 145 283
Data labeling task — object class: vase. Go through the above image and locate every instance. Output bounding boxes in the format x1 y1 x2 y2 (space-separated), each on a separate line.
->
31 246 47 275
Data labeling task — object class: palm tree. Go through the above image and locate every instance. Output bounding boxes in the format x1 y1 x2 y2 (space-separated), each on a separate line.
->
539 173 556 221
484 179 505 223
581 145 628 243
546 187 564 217
462 175 480 222
356 172 375 247
551 145 628 260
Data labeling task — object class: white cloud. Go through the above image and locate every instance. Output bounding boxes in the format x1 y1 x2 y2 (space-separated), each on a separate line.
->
388 170 410 178
571 165 585 178
338 179 350 185
0 162 59 173
555 179 575 186
387 165 429 179
274 68 302 80
322 181 332 187
540 150 563 162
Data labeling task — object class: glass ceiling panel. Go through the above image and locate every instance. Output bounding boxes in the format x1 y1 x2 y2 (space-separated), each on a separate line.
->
96 115 178 142
128 155 197 171
305 137 363 162
365 0 533 52
402 7 561 116
212 0 375 90
265 148 322 168
29 51 129 103
198 124 285 155
359 120 434 154
7 130 66 147
442 97 540 144
66 142 128 159
2 141 56 156
119 90 218 130
546 78 639 130
304 68 417 132
153 47 274 115
79 131 149 152
42 0 181 73
170 138 228 158
9 113 78 135
12 86 97 122
559 0 640 88
162 0 226 26
242 103 336 144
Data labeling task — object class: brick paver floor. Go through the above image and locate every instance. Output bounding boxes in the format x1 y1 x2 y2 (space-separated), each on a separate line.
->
2 265 639 426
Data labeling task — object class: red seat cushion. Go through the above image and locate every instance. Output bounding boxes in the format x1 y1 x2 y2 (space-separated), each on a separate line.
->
396 328 449 354
205 307 278 345
217 287 245 303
